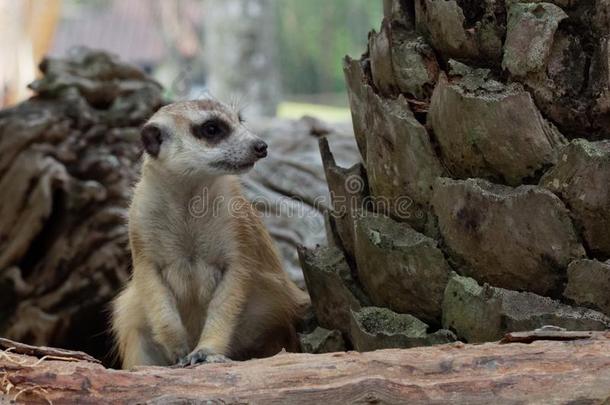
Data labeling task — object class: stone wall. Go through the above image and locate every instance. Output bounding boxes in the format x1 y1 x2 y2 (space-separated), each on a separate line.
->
298 0 610 352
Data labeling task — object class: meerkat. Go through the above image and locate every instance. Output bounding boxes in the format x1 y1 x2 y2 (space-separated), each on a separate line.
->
111 98 310 369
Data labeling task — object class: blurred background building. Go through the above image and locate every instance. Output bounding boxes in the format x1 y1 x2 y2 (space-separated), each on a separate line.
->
0 0 381 122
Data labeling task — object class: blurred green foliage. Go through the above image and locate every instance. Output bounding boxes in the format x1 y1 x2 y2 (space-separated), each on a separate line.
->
276 0 382 96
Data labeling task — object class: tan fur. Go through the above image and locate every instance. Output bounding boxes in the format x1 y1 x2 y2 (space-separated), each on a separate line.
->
112 100 309 369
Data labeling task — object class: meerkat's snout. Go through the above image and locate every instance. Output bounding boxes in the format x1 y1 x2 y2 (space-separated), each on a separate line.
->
210 130 268 174
252 139 268 159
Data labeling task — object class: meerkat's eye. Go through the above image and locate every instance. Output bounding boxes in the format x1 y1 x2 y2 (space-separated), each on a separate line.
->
203 122 221 136
192 119 230 143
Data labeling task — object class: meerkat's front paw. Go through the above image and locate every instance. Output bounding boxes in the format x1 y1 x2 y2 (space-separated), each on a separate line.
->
170 345 190 365
178 348 231 366
156 338 189 365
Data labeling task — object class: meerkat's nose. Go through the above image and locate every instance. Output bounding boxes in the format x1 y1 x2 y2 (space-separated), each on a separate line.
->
252 140 268 158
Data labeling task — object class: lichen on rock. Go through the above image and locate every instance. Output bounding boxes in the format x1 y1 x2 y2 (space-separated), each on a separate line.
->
350 306 456 351
354 213 451 324
443 273 610 342
299 327 346 354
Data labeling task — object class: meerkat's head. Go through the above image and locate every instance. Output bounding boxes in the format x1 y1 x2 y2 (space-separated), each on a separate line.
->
140 98 268 177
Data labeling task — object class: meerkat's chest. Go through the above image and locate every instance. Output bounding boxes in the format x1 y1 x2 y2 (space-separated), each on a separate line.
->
155 213 231 341
141 204 232 295
146 199 228 257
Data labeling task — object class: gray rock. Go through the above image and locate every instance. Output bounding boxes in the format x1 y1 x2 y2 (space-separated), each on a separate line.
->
432 178 585 296
503 3 568 77
365 92 445 233
429 72 566 185
443 273 610 343
350 306 456 351
298 245 369 336
564 259 610 316
318 137 367 261
299 327 346 354
354 214 451 324
541 139 610 257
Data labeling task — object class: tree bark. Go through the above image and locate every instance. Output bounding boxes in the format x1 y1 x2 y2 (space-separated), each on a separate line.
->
0 49 163 365
1 333 609 404
333 0 610 353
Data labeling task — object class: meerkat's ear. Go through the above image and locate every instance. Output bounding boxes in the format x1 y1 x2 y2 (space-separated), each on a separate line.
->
141 124 165 158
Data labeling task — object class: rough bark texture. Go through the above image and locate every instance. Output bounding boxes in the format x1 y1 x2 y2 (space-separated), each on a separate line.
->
0 49 162 364
1 334 610 404
301 0 610 352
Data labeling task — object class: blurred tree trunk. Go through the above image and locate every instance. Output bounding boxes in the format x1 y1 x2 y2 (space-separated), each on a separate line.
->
203 0 280 117
153 0 205 99
0 0 61 107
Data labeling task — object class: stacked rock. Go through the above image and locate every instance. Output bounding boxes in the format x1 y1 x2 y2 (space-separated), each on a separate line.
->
298 0 610 352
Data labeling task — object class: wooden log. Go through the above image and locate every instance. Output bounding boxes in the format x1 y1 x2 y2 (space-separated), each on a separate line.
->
1 334 609 404
0 338 100 364
500 328 600 344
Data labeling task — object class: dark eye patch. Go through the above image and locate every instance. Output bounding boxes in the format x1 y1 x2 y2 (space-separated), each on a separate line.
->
191 118 231 143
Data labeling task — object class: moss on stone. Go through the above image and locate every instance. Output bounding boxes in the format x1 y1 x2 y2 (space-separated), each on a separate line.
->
354 307 428 336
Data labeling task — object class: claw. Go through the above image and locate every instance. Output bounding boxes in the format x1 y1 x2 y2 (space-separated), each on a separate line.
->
206 354 231 364
177 349 231 367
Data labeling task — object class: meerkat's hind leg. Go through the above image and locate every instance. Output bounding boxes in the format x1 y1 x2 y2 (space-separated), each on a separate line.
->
112 286 167 368
119 327 168 368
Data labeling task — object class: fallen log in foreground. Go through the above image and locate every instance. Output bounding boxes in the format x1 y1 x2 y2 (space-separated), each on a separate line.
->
1 333 609 404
